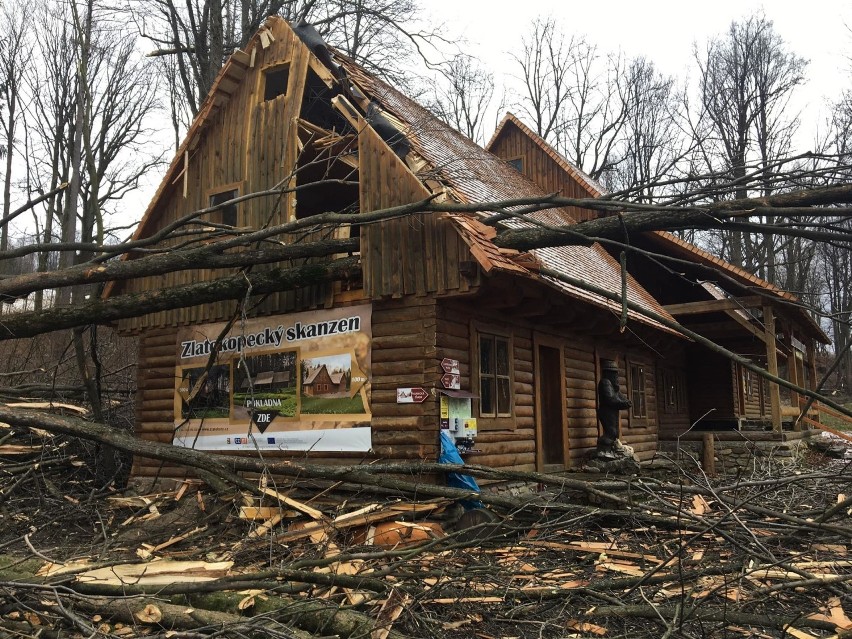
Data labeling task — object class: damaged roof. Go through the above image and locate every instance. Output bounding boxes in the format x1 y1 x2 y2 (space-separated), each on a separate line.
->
118 16 680 336
336 55 679 335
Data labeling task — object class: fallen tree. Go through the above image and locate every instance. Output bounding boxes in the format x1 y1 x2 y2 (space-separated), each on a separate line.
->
2 407 852 638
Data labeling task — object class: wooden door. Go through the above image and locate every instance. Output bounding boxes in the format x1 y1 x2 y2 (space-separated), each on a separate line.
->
535 336 568 471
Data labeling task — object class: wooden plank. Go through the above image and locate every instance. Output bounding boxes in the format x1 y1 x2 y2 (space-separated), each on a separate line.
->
801 416 852 442
808 402 852 426
702 433 716 476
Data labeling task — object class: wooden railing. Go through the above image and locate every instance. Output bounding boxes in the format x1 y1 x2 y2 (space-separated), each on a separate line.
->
798 400 852 443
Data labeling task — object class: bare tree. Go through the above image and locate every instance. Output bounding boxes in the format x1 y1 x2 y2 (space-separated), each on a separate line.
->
560 41 631 181
815 92 852 392
134 0 433 120
22 0 162 309
427 54 495 144
603 58 686 202
512 17 575 147
23 5 78 311
0 5 31 274
513 17 672 183
691 13 807 270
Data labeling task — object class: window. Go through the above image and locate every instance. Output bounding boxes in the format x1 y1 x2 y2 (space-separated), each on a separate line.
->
743 368 755 402
660 369 686 414
210 189 238 227
630 363 647 418
264 64 290 101
506 156 523 172
479 333 512 417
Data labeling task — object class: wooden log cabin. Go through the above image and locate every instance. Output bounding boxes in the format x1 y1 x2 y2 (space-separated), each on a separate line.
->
108 16 795 482
487 113 831 438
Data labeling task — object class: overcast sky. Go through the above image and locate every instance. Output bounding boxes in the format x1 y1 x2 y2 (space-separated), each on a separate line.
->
424 0 852 146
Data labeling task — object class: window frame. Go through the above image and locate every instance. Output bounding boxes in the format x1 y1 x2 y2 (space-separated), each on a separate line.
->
505 155 524 173
743 367 755 402
207 182 243 229
262 62 291 102
660 368 686 414
628 361 648 420
471 321 516 431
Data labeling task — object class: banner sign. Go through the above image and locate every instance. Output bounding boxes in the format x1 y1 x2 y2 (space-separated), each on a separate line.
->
173 304 372 451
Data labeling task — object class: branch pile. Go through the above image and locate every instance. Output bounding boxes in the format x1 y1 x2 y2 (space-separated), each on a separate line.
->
2 412 852 638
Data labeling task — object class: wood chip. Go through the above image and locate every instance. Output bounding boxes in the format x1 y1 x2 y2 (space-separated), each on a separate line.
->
690 495 711 515
567 620 607 636
259 486 325 520
135 604 163 624
807 595 852 629
595 561 647 577
372 588 409 639
783 628 819 639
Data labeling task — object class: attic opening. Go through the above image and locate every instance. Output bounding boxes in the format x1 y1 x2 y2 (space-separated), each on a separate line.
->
209 188 238 227
300 67 352 133
294 127 359 231
264 64 290 101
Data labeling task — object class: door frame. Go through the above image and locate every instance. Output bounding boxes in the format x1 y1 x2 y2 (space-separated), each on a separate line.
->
533 332 569 472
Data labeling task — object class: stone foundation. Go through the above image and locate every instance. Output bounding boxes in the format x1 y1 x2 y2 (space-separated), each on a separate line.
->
657 432 813 475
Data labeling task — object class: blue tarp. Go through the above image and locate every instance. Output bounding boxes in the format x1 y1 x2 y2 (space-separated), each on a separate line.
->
439 431 483 510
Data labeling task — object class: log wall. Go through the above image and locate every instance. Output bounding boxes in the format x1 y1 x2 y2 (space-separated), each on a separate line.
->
132 327 188 479
132 294 692 481
738 363 769 421
370 296 439 460
436 298 669 468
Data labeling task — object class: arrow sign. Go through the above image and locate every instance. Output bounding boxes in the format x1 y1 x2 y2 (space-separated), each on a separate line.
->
251 410 279 433
441 373 461 390
397 387 429 403
441 358 460 374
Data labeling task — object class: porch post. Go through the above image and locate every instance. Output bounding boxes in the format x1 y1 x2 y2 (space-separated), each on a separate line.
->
786 324 801 431
806 340 820 426
763 305 782 432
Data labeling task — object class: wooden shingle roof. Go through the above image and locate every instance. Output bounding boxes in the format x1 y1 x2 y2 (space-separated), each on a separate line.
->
338 57 678 335
486 112 828 343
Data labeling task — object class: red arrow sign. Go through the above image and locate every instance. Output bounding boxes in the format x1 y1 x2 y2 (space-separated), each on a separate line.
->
410 388 429 403
441 373 461 390
441 358 460 374
397 387 429 403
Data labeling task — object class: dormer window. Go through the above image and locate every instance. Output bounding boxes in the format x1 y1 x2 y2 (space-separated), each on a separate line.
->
264 64 290 101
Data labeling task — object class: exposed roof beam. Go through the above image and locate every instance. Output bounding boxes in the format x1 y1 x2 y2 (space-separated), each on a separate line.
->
664 296 764 316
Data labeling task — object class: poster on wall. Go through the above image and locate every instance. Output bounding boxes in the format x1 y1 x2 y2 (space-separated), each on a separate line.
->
173 304 372 451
